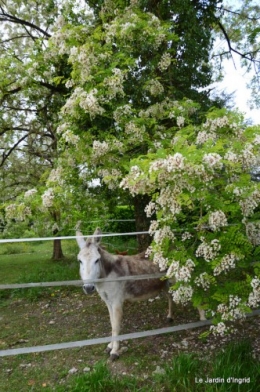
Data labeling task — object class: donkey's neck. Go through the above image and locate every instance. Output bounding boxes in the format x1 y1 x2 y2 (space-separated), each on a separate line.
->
99 247 117 278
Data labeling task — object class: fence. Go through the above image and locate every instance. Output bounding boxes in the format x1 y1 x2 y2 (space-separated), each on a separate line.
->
1 231 260 358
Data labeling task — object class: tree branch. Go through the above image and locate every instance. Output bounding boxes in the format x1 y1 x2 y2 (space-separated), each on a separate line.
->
0 10 51 38
218 21 260 64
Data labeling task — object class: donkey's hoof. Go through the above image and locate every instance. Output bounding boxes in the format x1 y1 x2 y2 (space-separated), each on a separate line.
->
167 317 173 323
105 346 112 354
110 353 119 361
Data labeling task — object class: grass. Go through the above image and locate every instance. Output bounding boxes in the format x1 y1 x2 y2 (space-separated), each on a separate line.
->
42 341 259 392
153 340 260 391
0 240 79 301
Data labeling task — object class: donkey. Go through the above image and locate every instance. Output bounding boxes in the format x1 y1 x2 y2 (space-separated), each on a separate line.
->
76 228 205 360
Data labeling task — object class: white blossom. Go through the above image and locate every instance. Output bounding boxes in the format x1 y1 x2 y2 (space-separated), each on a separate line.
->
248 277 260 307
194 272 211 290
181 231 193 241
24 189 37 198
42 188 55 208
195 130 216 145
246 222 260 245
203 153 223 170
165 153 185 172
208 210 228 231
224 150 239 163
213 253 239 276
253 135 260 145
210 322 228 336
146 79 164 96
92 140 110 159
196 237 221 262
239 189 260 217
170 285 193 305
62 130 80 146
153 250 168 271
154 226 175 245
158 52 171 71
176 116 185 128
145 202 157 217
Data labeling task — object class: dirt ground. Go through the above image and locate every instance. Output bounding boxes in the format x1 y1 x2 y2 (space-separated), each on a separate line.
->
1 289 260 389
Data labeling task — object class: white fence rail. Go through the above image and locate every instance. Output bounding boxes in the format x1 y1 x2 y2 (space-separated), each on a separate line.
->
0 230 149 243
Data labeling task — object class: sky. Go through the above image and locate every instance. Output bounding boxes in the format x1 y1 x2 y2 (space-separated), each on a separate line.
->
217 58 259 125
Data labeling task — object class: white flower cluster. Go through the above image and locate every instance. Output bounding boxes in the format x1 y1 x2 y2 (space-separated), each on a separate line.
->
125 121 145 142
47 167 64 187
181 231 193 241
176 116 185 128
203 153 223 170
216 296 245 322
213 253 239 276
248 277 260 308
149 153 185 173
246 222 260 245
62 130 80 146
210 322 228 336
239 189 260 217
69 47 97 83
104 68 125 99
98 168 122 190
194 272 211 290
61 87 104 119
144 202 157 217
158 52 171 71
154 226 175 245
195 130 216 145
167 258 195 283
156 187 182 217
5 203 31 221
203 116 230 132
195 237 221 262
241 143 257 168
24 189 37 198
253 135 260 145
153 250 168 271
224 149 239 163
170 285 193 305
146 79 164 96
113 104 132 123
208 210 228 231
92 140 110 159
42 188 55 208
148 220 159 235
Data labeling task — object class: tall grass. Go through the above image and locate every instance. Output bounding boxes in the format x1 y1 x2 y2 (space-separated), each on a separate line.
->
46 340 259 392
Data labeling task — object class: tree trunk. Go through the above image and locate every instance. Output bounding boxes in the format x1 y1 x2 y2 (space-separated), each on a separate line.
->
51 211 64 260
52 238 64 260
133 194 152 252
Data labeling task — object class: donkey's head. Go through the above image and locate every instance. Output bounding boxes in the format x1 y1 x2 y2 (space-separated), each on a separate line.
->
76 228 102 294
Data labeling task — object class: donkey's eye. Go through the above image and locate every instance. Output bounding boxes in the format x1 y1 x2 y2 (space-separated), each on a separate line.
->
78 258 82 264
95 258 100 264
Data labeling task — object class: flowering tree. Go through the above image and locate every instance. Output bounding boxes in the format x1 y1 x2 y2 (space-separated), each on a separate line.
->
52 0 224 249
121 106 260 334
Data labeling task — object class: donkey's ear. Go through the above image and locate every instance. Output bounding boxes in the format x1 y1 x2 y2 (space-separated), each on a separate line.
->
76 231 86 249
92 227 102 244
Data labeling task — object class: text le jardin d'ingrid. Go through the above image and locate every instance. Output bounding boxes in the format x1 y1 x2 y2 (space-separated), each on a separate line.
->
195 377 250 385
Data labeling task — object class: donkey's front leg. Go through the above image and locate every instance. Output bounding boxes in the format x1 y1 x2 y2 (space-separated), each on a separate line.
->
107 302 123 360
110 304 123 360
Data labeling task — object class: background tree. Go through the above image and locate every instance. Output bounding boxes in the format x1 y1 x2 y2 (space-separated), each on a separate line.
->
0 0 94 258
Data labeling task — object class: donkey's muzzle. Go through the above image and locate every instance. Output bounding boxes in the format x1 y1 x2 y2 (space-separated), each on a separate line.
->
83 284 95 295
